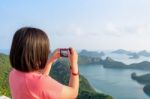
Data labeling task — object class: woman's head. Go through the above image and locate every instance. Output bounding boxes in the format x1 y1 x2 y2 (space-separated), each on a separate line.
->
10 27 50 72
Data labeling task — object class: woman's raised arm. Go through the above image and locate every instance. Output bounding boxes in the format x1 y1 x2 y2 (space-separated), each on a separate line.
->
60 48 79 99
43 49 60 75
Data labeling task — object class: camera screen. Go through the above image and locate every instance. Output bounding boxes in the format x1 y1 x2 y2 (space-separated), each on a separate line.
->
60 49 68 57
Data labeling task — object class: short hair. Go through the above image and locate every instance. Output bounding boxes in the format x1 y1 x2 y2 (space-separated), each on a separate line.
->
10 27 50 72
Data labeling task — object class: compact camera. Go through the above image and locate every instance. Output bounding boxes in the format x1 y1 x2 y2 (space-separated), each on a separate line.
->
60 48 71 57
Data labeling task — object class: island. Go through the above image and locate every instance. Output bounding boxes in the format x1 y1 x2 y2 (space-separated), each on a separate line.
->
131 72 150 96
111 49 150 59
79 49 105 58
111 49 133 55
78 53 150 70
102 57 150 70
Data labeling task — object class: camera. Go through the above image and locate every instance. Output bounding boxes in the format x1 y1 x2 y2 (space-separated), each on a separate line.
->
60 48 71 57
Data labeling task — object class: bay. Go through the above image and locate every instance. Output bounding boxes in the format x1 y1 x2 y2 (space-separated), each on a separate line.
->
79 65 150 99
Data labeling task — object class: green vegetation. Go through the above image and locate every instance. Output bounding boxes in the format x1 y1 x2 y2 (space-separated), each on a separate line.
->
79 55 150 70
144 84 150 96
50 58 113 99
103 57 127 69
0 53 11 96
78 55 103 65
131 73 150 96
0 53 113 99
131 73 150 84
79 49 105 58
103 57 150 70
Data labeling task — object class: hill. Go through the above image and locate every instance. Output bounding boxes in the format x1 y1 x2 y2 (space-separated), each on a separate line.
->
50 58 113 99
144 84 150 96
78 55 103 65
131 73 150 84
138 50 150 57
78 54 150 70
102 57 150 70
0 53 11 96
102 57 127 69
111 49 132 55
131 73 150 96
0 53 113 99
111 49 150 59
79 49 105 58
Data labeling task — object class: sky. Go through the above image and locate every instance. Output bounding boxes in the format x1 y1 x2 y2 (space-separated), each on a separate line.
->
1 0 150 51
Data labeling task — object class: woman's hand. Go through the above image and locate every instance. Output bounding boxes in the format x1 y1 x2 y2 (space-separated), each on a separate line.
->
43 49 61 75
61 48 79 99
48 49 61 64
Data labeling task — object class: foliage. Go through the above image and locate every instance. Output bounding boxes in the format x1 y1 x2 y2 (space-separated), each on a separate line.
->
78 55 103 65
144 84 150 96
0 53 11 96
50 58 113 99
131 72 150 96
103 57 150 70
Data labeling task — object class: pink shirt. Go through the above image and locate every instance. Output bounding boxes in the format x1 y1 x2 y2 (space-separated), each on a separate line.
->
9 69 63 99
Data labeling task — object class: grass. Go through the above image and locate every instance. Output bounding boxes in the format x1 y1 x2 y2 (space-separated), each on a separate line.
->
0 53 11 97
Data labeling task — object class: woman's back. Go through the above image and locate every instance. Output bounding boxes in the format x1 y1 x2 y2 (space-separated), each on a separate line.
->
9 69 63 99
9 27 79 99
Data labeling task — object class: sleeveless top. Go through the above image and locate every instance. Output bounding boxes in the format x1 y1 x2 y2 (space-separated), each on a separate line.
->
9 69 63 99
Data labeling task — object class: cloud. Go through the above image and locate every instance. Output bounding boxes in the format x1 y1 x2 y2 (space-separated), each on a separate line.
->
52 24 85 37
48 22 150 50
135 24 150 35
51 22 150 39
65 24 84 36
103 23 121 36
101 22 150 37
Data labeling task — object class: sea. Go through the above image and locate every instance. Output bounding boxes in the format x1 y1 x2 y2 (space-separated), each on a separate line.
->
79 52 150 99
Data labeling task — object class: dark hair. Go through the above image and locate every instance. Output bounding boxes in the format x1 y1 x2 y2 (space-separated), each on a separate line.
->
10 27 50 72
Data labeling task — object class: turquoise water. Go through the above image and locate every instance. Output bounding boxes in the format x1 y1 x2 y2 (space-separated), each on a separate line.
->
79 65 150 99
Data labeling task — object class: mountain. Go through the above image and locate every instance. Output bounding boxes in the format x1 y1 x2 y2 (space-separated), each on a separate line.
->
138 50 150 57
129 54 139 59
50 58 113 99
102 57 127 69
131 73 150 96
111 49 139 59
111 49 132 55
0 53 113 99
78 55 103 65
102 57 150 70
129 61 150 70
79 49 105 58
144 84 150 96
131 73 150 84
78 53 150 70
112 49 150 59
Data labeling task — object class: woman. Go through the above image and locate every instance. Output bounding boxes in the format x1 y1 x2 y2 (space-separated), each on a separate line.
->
9 27 79 99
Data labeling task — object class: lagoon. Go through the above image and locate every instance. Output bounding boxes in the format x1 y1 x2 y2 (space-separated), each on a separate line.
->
79 65 150 99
